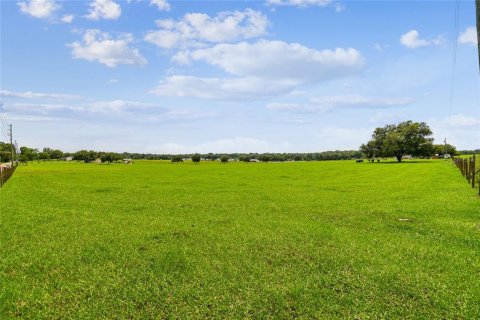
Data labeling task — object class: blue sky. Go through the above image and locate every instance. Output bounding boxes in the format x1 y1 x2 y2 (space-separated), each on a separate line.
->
0 0 479 153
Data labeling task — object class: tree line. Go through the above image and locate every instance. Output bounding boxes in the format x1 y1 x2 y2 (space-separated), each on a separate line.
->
2 143 369 164
4 145 366 163
1 120 469 165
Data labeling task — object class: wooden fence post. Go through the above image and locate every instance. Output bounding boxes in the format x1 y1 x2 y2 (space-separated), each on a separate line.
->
468 158 470 180
465 159 468 179
468 158 471 184
470 155 476 188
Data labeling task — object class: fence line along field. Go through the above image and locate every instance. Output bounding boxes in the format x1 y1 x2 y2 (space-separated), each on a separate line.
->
1 160 479 319
453 155 480 195
0 165 16 188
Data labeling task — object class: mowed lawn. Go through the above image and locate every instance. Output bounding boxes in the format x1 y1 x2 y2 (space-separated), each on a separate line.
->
1 160 479 319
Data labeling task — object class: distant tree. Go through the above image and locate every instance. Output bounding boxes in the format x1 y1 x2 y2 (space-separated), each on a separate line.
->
100 152 121 164
433 144 457 156
73 150 97 163
259 154 271 162
0 142 14 162
73 150 83 162
20 147 38 161
458 149 480 155
220 156 229 163
171 155 183 163
19 154 29 165
0 150 11 162
40 147 53 161
50 149 64 160
38 151 50 161
240 156 251 163
205 153 218 160
191 153 201 164
360 121 434 162
359 140 377 159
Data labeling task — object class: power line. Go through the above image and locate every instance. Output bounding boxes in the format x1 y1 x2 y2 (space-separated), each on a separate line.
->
476 0 480 74
0 123 9 140
0 119 8 139
0 103 9 143
448 0 460 116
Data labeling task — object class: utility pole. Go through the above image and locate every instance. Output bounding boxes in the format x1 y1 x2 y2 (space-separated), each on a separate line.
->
9 124 14 167
14 140 19 163
444 137 447 156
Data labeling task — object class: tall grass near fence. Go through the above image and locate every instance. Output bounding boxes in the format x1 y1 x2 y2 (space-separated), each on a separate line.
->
453 155 480 195
0 165 16 188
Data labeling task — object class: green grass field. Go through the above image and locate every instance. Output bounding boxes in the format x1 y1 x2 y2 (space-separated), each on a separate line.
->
1 160 479 319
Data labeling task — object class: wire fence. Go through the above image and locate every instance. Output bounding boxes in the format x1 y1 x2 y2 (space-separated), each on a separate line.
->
453 155 480 195
0 165 16 188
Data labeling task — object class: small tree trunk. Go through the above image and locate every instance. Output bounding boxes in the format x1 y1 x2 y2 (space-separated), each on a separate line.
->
396 154 402 162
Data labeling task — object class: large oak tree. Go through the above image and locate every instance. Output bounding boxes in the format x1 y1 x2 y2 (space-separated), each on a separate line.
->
360 121 434 162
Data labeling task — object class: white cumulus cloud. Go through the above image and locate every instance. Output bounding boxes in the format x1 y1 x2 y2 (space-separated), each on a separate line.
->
144 9 268 49
153 137 291 154
184 40 364 82
18 0 60 19
1 89 82 100
267 95 413 113
458 26 478 45
5 99 167 117
150 0 170 11
266 103 305 111
432 114 480 129
87 100 166 113
267 0 332 8
151 76 300 100
400 30 444 49
86 0 121 20
155 40 364 100
334 3 345 12
310 95 413 109
61 14 74 23
7 102 83 114
68 30 147 67
429 114 480 149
